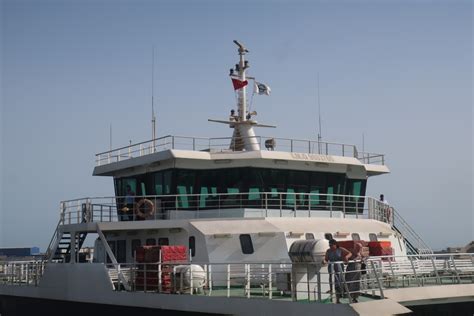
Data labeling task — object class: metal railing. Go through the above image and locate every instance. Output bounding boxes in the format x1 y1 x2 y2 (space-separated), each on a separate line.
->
0 261 45 286
95 135 385 166
58 193 386 225
2 253 472 304
391 208 433 255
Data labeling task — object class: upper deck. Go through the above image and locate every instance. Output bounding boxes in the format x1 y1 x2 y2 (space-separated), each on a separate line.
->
95 135 386 168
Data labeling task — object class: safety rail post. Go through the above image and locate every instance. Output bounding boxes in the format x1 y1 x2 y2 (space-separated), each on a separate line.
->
430 256 441 284
268 264 272 299
76 203 80 224
189 263 193 295
308 194 311 217
158 262 162 293
26 263 30 285
450 256 461 284
34 262 38 286
227 264 231 298
317 271 321 302
343 196 346 218
290 139 293 152
246 264 251 298
117 264 122 291
293 197 297 217
409 257 421 287
279 193 283 217
370 260 385 299
306 264 310 300
388 259 397 288
208 264 213 296
265 192 268 217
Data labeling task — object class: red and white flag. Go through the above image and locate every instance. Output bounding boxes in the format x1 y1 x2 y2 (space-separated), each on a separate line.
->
231 77 248 90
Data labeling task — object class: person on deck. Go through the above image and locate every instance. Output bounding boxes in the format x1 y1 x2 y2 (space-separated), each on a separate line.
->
345 242 365 303
322 239 352 303
123 185 135 221
379 194 392 224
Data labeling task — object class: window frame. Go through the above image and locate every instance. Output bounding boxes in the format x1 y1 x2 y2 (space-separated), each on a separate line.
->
239 234 254 254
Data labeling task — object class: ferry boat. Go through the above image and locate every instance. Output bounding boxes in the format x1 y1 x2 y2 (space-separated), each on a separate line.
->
1 41 473 316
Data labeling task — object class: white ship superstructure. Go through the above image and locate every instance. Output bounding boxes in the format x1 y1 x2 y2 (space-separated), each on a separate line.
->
1 41 473 316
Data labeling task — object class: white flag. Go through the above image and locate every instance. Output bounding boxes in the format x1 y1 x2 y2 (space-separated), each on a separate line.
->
254 81 271 96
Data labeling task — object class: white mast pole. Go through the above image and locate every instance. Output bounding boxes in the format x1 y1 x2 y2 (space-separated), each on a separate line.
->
236 42 247 122
152 46 156 152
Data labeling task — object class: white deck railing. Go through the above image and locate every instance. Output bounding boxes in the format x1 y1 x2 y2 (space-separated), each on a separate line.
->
58 193 388 225
94 135 385 166
2 253 473 305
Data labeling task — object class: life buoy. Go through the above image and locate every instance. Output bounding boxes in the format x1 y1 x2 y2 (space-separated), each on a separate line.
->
135 199 155 219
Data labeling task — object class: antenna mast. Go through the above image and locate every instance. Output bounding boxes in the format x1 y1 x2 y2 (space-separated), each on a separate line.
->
317 73 322 153
362 132 365 153
151 46 156 152
109 124 112 151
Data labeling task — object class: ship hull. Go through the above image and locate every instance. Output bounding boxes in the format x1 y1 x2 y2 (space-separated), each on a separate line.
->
0 295 214 316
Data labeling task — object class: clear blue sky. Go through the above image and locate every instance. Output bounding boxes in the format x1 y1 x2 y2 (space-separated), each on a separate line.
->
1 0 472 251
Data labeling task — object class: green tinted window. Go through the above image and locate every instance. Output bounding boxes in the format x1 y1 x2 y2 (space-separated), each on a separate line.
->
248 188 260 200
310 189 320 206
286 188 296 208
163 171 172 194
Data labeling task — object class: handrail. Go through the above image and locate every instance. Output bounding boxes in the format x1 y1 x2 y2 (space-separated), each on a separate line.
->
3 253 472 305
58 192 383 225
94 135 385 166
391 207 432 255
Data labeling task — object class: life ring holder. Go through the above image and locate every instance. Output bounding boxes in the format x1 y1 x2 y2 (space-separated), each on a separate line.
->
135 199 155 219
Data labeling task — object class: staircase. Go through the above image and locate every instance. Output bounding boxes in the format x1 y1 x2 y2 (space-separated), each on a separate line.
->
368 198 432 256
53 232 88 262
45 226 88 262
391 207 433 255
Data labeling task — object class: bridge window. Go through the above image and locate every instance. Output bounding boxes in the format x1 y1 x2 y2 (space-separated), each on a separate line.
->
324 233 333 240
352 233 361 241
163 171 172 194
176 170 195 208
115 168 366 213
369 233 378 242
154 172 163 195
239 234 254 254
305 233 315 240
